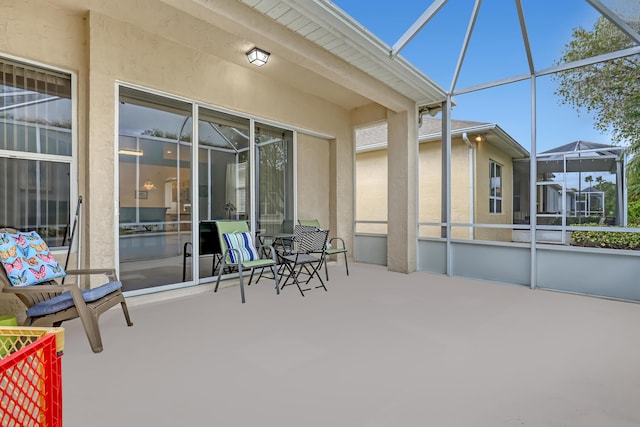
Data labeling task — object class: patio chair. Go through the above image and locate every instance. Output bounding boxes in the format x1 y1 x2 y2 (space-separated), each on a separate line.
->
0 228 133 353
182 221 223 282
213 221 280 303
298 219 349 280
279 226 329 296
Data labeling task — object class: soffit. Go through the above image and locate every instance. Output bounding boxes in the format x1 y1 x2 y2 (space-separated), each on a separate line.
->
236 0 447 107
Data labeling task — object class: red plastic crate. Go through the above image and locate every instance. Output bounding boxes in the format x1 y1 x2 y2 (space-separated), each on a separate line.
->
0 327 64 427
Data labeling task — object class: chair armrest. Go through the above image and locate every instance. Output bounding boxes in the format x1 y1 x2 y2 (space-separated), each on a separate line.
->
3 281 91 315
65 269 118 290
66 268 117 278
260 244 279 263
222 248 240 266
2 282 76 295
329 237 346 249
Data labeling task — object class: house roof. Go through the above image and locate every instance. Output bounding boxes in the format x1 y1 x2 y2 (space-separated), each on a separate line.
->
234 0 447 108
535 140 624 174
356 117 530 160
540 140 624 156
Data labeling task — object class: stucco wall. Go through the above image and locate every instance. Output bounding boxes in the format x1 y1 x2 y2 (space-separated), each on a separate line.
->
418 138 471 239
85 9 355 269
357 136 515 242
473 139 514 242
355 150 388 234
296 133 330 229
0 0 87 320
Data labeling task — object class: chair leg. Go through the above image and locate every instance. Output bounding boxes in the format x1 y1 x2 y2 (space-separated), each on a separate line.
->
324 255 329 281
309 261 328 292
238 264 246 303
182 242 192 282
247 268 256 286
281 262 306 296
120 299 133 327
343 252 349 276
292 264 308 296
214 257 227 293
271 264 280 295
81 312 103 353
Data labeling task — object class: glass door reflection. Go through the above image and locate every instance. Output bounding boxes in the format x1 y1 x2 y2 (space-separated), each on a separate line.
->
118 87 193 291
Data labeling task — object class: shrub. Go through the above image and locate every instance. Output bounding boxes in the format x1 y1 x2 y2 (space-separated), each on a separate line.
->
628 199 640 226
572 224 640 250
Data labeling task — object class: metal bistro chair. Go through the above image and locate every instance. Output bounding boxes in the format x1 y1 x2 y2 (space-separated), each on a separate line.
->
298 219 349 280
279 226 329 297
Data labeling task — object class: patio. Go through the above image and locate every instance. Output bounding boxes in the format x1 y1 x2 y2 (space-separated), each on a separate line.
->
61 263 640 426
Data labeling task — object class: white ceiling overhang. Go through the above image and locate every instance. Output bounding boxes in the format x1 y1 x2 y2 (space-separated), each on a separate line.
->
235 0 447 108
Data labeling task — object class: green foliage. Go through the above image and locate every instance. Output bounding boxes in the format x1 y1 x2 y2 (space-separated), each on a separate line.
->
572 224 640 250
628 199 640 225
556 216 602 225
553 17 640 198
593 180 616 216
142 128 192 142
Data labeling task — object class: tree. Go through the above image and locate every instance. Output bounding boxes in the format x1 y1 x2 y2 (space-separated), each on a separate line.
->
553 16 640 197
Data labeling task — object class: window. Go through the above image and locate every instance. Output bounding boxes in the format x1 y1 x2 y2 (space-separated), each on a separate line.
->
489 160 502 214
0 57 73 247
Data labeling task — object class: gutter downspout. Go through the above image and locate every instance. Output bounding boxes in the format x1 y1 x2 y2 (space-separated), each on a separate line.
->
462 133 475 240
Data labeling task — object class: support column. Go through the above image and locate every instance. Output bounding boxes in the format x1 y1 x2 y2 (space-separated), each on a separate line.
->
387 107 418 273
329 125 354 261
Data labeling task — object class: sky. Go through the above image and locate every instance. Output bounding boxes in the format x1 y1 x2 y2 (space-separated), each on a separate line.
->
331 0 631 154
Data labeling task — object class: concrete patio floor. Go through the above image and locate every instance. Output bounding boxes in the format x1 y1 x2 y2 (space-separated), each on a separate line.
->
61 262 640 426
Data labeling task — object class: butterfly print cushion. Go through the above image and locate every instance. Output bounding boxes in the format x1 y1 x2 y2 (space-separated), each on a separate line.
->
0 232 28 286
0 231 66 286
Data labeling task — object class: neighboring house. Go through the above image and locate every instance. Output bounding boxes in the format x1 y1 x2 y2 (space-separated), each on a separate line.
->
514 140 625 227
356 117 529 242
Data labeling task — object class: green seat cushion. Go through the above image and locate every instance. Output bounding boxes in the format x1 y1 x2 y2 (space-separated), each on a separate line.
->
298 219 321 228
241 259 275 268
326 248 347 255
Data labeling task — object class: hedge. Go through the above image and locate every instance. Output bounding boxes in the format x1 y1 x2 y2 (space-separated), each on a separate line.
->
571 224 640 250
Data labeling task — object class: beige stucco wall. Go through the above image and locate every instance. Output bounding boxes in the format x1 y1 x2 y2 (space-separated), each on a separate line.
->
85 9 357 268
473 139 514 242
296 134 330 230
387 109 418 273
418 138 471 239
357 136 515 242
355 150 388 234
0 0 87 319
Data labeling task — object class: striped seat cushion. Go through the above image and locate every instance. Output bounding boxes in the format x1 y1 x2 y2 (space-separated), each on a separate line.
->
223 232 259 264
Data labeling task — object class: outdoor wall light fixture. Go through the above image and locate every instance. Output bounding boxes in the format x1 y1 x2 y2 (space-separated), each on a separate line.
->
474 135 485 143
246 47 270 66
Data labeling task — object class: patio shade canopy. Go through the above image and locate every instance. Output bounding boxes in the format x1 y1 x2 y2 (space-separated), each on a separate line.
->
536 141 624 175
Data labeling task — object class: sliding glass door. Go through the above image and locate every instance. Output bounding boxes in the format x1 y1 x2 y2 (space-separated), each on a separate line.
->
195 108 250 280
118 87 192 292
117 87 296 292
